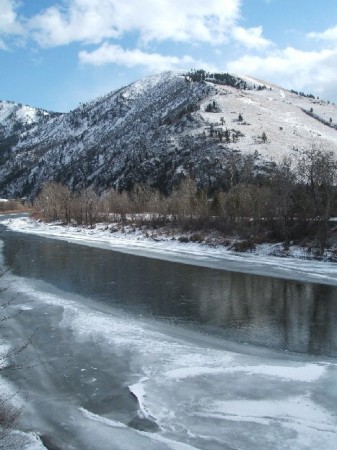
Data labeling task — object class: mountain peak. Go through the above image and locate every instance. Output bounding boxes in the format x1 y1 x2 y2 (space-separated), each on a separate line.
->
0 71 336 198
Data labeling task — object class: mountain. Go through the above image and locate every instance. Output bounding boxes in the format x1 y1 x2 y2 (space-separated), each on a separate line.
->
1 71 337 198
0 100 59 155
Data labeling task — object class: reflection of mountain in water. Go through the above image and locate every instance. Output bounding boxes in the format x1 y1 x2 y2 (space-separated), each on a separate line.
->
195 273 337 355
3 229 337 356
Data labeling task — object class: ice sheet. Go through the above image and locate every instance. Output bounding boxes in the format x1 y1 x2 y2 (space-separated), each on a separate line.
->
3 216 337 286
5 275 337 450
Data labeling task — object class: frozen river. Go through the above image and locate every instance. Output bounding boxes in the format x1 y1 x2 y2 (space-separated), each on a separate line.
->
0 224 337 449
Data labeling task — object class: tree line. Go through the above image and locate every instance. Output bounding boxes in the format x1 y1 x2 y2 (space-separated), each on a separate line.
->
35 146 337 255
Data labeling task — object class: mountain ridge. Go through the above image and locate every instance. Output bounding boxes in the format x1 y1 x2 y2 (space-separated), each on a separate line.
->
1 71 337 199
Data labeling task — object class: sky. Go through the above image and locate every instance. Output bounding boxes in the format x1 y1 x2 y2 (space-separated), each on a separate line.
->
1 0 337 112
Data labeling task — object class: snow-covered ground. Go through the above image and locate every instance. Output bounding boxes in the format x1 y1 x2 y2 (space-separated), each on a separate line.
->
3 215 337 286
198 76 337 161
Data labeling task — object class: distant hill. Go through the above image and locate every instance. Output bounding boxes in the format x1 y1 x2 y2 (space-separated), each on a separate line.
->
0 71 337 198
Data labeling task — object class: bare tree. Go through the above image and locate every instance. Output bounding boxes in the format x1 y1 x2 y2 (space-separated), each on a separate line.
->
168 177 199 222
297 145 337 254
129 184 162 221
270 157 297 248
79 188 100 228
104 189 130 223
35 182 61 221
35 182 72 223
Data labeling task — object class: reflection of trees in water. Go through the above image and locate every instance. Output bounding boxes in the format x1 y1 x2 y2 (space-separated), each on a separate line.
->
4 232 337 356
308 284 337 355
194 272 337 355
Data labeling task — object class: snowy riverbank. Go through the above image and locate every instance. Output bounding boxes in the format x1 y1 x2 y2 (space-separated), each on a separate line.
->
3 215 337 286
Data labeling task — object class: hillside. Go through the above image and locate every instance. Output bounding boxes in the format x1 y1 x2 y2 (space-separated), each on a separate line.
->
0 101 59 166
0 71 337 198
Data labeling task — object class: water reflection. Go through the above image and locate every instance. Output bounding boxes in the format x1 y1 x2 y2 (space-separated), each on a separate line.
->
2 231 337 356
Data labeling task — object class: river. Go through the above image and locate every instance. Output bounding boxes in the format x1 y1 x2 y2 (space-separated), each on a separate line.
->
0 224 336 449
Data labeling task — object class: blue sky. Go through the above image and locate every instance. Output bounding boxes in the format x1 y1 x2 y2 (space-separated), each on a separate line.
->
1 0 337 112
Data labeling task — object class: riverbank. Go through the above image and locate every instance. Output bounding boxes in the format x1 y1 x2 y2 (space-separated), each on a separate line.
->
3 215 337 285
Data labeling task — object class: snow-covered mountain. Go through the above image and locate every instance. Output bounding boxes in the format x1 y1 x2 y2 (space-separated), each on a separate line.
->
0 100 58 149
0 101 53 136
1 71 337 198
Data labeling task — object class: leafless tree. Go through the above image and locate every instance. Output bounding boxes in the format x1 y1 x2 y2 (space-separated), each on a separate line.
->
297 145 337 253
79 188 100 228
270 157 297 248
35 182 72 223
104 189 130 223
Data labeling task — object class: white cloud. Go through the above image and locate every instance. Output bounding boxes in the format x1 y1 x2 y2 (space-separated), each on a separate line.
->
308 26 337 42
228 47 335 77
79 43 209 72
232 26 272 49
0 0 273 75
227 46 337 99
0 39 8 50
28 2 120 47
28 0 241 47
0 0 23 36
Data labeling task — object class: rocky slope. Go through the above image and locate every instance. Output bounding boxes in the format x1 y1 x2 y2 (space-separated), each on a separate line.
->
0 100 58 160
1 71 337 198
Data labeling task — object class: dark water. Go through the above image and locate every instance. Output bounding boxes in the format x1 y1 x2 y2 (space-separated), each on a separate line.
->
2 229 337 357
